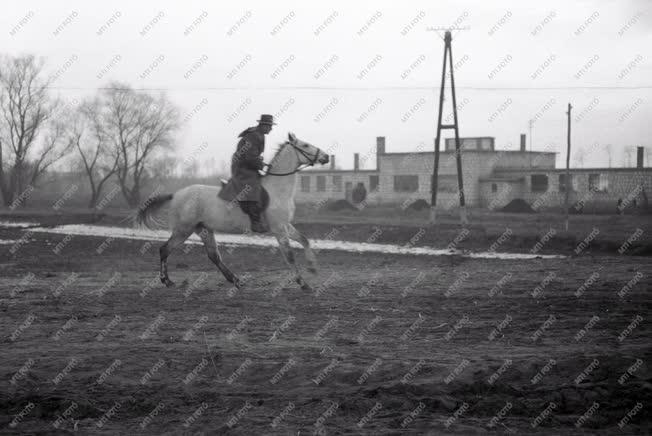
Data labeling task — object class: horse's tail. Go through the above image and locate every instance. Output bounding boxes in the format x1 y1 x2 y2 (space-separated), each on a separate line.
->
136 193 174 229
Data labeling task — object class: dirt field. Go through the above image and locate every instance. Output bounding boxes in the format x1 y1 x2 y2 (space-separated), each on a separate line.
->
1 211 651 434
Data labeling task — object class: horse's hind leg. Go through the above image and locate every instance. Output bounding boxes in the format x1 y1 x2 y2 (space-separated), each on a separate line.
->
160 228 192 287
195 224 241 289
285 224 318 274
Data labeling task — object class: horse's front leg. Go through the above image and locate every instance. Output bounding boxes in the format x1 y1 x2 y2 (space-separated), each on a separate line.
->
286 224 318 274
274 234 311 291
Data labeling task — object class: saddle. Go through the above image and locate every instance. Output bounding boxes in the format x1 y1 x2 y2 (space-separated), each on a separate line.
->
219 179 270 213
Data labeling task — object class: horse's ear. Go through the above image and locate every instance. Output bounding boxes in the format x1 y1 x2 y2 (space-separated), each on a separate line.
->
288 132 296 143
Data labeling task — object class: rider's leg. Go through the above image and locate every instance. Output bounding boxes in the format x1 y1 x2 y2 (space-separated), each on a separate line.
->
242 201 268 233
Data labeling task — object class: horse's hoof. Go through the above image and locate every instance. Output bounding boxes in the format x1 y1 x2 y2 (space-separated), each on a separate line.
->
300 282 312 291
308 266 318 275
162 278 175 288
232 277 242 289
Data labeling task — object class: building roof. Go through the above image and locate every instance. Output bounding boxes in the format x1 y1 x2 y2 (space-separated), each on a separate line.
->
380 149 556 156
479 176 526 183
495 166 652 173
301 168 378 174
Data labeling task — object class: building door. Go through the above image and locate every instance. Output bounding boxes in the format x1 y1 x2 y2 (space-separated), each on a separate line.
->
345 182 353 202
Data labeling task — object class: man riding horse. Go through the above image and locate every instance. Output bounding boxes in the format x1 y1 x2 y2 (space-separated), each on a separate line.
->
218 114 275 233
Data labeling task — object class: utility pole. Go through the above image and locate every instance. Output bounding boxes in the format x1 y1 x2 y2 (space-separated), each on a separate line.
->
604 144 612 168
564 103 572 231
427 28 469 226
528 119 534 167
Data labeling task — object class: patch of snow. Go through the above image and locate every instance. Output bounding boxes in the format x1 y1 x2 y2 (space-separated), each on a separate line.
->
27 224 564 260
0 239 21 244
0 221 40 228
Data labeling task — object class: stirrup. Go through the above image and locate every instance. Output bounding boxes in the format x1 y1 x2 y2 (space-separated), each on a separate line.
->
250 220 268 233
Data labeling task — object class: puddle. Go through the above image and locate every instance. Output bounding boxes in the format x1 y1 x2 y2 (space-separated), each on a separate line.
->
20 223 563 260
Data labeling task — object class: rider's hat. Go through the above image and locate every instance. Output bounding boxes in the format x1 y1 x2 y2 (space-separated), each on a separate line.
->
257 114 277 125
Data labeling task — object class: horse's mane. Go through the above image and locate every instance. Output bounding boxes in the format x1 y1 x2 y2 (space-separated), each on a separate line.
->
268 141 290 167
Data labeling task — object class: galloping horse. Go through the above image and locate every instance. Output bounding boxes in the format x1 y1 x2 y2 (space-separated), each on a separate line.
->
137 132 330 290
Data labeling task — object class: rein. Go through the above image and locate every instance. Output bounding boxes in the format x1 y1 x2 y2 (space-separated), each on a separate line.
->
264 142 320 176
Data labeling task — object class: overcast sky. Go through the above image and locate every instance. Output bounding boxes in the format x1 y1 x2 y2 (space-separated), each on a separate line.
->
3 0 651 173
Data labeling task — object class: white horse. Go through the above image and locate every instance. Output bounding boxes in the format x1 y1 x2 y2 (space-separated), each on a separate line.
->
137 132 330 291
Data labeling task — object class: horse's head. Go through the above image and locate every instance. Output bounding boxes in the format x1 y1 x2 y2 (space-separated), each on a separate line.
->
286 132 329 166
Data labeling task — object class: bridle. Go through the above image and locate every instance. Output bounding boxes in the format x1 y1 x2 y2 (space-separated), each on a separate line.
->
264 141 321 176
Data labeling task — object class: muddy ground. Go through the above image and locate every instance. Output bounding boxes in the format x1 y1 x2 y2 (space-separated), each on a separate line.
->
0 214 651 435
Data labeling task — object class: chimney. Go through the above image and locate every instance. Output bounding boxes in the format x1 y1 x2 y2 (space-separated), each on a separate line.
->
354 153 360 171
376 136 386 155
637 146 644 168
376 136 385 170
520 134 526 152
330 155 335 170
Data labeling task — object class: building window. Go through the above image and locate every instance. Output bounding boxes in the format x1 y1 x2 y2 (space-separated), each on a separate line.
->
316 175 326 192
300 176 310 192
431 175 458 193
369 175 379 191
531 174 548 193
394 175 419 192
445 137 494 151
588 173 608 192
446 138 476 150
465 138 478 149
558 174 575 192
332 175 342 192
480 138 494 150
491 183 498 193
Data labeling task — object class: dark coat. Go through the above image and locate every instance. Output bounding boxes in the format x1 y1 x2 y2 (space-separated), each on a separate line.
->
218 127 265 202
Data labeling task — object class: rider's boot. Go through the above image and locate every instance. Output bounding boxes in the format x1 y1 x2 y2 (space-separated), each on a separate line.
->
246 202 269 233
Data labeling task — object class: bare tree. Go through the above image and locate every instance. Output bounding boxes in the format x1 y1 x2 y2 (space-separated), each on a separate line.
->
150 153 177 180
180 158 199 179
624 147 634 167
101 82 180 207
573 148 586 168
71 98 120 208
202 156 216 178
0 54 72 206
217 159 230 179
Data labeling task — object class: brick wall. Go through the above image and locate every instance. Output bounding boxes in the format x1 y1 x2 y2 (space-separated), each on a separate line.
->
377 151 491 207
293 149 559 208
479 180 526 209
492 168 652 211
491 151 556 170
294 171 381 205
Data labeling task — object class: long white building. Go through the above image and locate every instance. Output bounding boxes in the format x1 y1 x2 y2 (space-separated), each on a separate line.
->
295 136 651 212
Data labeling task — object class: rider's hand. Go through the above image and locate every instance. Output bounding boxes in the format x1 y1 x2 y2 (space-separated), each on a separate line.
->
257 162 270 175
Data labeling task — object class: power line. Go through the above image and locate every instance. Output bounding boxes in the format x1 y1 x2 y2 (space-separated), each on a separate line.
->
43 85 652 91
